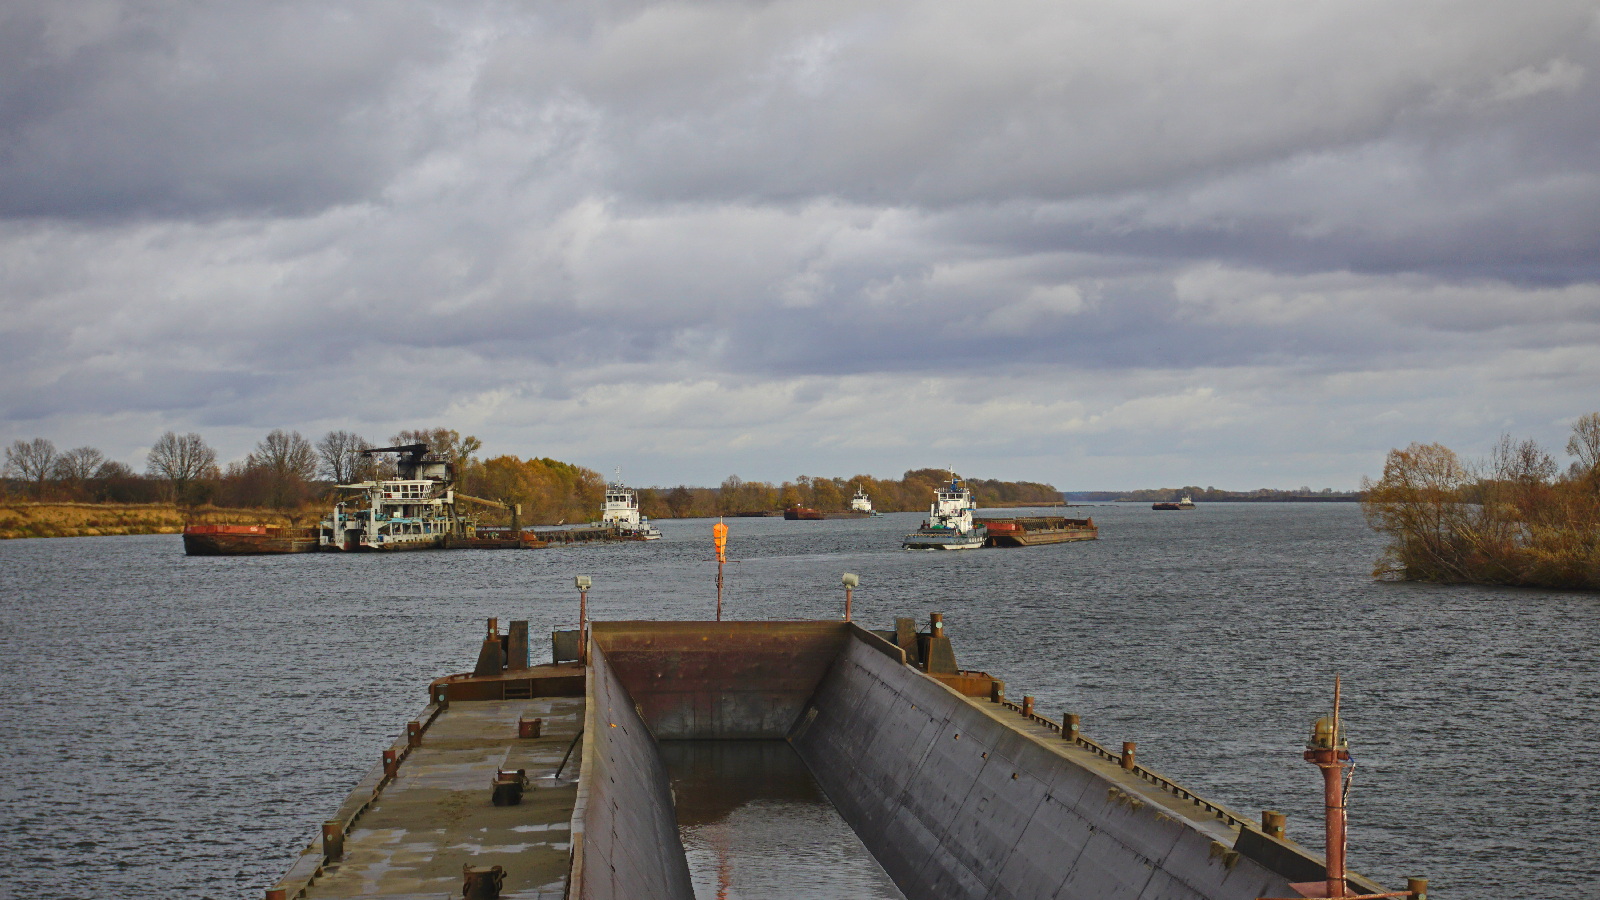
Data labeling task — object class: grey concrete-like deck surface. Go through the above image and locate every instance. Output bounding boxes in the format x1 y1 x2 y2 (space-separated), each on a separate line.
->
302 697 582 900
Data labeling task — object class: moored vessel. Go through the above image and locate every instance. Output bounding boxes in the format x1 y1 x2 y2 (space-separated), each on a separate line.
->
599 472 663 540
783 505 825 520
902 473 987 550
979 515 1098 547
320 444 472 551
848 487 879 516
182 523 320 555
1153 494 1197 510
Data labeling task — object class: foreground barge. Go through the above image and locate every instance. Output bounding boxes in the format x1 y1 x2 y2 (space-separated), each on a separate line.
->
268 615 1410 900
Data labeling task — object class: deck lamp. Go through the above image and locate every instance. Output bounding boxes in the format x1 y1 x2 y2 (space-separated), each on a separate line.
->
841 573 860 621
574 576 592 663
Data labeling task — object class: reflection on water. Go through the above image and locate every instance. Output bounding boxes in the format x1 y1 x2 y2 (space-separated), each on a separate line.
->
660 741 906 900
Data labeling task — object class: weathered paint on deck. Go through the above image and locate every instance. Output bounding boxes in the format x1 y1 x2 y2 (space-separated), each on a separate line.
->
277 697 583 900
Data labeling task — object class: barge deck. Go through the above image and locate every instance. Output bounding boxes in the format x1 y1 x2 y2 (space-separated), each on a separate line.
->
268 615 1412 900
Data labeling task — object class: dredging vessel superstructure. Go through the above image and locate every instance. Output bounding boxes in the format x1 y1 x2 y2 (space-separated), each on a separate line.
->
320 443 472 551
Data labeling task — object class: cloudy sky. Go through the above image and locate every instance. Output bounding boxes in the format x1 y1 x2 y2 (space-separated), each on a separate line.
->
2 1 1597 490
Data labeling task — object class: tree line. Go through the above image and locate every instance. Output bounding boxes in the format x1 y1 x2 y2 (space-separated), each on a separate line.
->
3 431 1061 526
636 469 1061 520
1362 413 1600 590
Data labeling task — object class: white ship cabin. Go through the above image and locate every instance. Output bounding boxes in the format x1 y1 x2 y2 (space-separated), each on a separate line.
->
929 476 978 531
601 481 643 529
850 488 874 513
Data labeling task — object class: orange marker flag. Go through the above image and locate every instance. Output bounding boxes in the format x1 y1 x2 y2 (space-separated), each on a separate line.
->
713 520 728 563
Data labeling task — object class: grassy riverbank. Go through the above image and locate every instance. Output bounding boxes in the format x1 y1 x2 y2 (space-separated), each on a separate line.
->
0 502 302 540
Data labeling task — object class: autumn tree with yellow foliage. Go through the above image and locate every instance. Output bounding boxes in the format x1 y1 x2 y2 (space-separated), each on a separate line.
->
1362 413 1600 590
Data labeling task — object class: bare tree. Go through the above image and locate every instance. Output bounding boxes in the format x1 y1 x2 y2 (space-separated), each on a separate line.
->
249 429 318 510
4 438 58 497
54 446 106 482
316 430 371 483
1567 412 1600 483
52 446 107 500
146 432 217 505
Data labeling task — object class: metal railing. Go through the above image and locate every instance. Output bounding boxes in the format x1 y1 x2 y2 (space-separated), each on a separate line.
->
996 698 1248 830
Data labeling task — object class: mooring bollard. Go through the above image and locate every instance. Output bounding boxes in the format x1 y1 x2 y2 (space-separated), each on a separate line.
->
518 717 542 739
407 721 422 748
1262 810 1286 838
1121 742 1137 770
1064 712 1080 742
1021 696 1034 718
383 748 399 778
491 769 527 807
321 821 344 862
265 890 288 900
1406 877 1428 900
463 863 506 899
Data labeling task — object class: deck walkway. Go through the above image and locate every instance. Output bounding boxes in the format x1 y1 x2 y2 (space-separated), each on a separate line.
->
299 697 583 899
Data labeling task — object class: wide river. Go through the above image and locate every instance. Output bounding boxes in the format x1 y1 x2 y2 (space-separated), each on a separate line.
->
0 503 1593 898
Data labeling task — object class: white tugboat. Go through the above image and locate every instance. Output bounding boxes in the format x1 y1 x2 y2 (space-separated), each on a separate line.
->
849 488 879 516
600 471 663 540
902 473 987 550
321 444 472 551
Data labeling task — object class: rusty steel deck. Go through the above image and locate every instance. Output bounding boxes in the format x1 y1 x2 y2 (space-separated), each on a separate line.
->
270 696 583 900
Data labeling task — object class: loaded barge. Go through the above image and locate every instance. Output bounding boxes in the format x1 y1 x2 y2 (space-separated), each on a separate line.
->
182 523 320 555
266 611 1420 900
978 515 1098 547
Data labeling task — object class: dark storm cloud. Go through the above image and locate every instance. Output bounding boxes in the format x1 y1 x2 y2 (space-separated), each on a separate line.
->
2 0 1598 487
0 3 445 219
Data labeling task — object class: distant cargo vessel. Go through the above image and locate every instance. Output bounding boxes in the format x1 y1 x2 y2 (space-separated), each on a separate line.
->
784 505 825 520
1153 495 1197 511
903 474 987 550
979 515 1098 547
182 523 319 555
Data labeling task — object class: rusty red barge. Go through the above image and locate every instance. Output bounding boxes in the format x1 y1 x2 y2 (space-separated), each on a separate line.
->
978 515 1098 547
265 607 1421 900
182 523 320 555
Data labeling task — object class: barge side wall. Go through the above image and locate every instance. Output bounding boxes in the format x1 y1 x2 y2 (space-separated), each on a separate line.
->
791 636 1300 900
572 643 694 900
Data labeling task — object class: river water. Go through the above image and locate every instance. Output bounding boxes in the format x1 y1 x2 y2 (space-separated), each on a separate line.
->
0 503 1594 898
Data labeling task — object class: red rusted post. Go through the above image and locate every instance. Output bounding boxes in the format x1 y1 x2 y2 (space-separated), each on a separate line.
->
1021 696 1034 718
321 821 343 862
1305 677 1352 899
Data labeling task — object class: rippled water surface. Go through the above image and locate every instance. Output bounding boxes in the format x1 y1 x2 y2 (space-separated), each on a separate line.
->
1 503 1595 898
